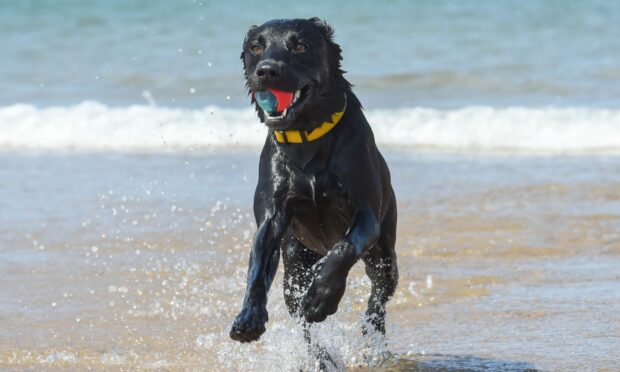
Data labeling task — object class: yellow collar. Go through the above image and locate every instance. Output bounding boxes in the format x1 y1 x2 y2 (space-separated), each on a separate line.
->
273 98 347 144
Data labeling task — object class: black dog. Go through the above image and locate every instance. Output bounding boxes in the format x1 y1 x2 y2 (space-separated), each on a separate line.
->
230 18 398 344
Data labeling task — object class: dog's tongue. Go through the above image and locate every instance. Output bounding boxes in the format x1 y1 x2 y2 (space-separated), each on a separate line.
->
255 89 294 114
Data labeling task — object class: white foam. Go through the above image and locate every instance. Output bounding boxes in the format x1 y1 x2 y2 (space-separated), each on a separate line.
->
374 106 620 153
1 101 620 153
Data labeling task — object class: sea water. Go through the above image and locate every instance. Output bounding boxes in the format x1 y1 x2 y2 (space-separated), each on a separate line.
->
1 0 620 152
2 0 620 110
1 1 620 370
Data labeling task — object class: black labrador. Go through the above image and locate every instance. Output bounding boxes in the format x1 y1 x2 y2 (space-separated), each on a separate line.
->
230 18 398 344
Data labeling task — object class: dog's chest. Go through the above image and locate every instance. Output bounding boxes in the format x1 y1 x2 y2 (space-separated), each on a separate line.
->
288 171 354 256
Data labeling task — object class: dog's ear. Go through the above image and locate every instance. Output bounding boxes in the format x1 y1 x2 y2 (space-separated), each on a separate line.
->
308 18 350 91
308 17 343 66
309 17 341 55
241 24 258 87
308 17 335 42
240 24 258 63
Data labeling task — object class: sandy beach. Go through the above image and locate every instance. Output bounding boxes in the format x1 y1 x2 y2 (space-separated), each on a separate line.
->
1 149 618 370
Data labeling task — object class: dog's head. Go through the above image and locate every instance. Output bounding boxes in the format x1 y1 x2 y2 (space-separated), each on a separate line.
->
242 18 350 131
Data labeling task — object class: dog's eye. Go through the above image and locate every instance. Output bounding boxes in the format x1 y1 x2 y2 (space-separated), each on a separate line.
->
250 45 263 55
293 43 307 53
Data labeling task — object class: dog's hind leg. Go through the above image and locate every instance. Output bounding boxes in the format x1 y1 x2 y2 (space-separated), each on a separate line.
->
361 201 398 335
282 237 337 369
282 235 322 320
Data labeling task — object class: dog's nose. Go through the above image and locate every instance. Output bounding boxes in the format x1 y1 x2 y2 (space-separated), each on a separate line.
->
256 60 280 81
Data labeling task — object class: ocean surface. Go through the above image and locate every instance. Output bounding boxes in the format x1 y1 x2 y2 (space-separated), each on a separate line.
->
1 0 620 152
2 0 620 110
1 1 620 370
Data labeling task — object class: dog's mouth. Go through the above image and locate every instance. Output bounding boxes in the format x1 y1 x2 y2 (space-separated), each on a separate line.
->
254 85 312 126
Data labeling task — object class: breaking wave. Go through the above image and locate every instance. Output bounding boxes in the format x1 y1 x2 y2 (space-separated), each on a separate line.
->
1 101 620 153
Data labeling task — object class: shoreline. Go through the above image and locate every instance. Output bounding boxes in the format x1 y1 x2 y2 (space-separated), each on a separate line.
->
1 150 619 370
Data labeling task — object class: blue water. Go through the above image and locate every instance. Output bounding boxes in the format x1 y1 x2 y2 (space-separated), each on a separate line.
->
2 0 619 108
2 3 620 370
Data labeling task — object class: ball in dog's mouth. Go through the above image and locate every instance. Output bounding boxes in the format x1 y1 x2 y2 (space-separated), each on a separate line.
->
254 88 306 121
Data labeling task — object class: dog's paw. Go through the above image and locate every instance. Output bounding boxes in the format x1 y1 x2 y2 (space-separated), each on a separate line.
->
302 266 347 323
229 306 268 343
362 312 386 335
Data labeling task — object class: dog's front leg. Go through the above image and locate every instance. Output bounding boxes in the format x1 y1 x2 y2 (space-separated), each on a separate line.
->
230 213 288 342
303 208 380 323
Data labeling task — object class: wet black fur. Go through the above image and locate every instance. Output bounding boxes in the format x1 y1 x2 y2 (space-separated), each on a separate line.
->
230 18 398 345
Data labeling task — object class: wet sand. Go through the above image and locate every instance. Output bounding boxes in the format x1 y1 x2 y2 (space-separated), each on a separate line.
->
1 149 619 370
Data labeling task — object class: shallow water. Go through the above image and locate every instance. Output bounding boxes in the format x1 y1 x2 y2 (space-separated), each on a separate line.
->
1 149 619 370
